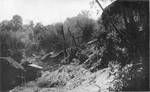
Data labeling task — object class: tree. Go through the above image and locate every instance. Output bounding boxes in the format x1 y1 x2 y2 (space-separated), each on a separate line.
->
0 31 24 62
33 23 43 36
0 20 12 31
10 15 23 32
64 13 96 44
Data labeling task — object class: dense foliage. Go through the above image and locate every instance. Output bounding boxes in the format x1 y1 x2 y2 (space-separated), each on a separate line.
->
98 0 149 90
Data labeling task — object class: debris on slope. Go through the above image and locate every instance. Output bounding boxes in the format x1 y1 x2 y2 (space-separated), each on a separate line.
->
7 63 116 92
37 64 91 88
10 60 143 92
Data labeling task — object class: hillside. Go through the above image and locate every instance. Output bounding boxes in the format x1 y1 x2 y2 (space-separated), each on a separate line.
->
0 0 149 92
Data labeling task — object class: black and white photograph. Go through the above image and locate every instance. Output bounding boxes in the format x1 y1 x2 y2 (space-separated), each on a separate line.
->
0 0 149 91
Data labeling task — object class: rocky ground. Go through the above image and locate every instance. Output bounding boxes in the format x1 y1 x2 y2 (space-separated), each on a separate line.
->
10 62 138 92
